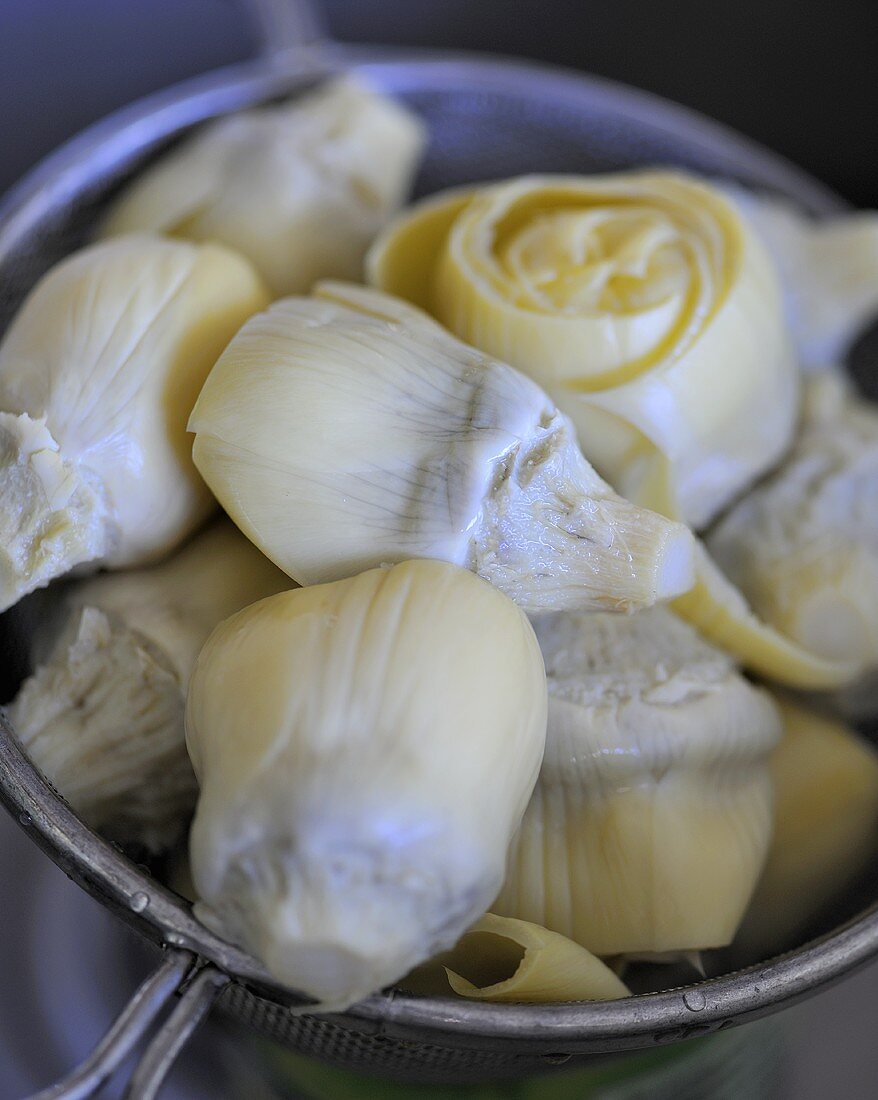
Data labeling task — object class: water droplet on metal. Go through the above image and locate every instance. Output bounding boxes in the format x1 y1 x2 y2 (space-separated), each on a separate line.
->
129 891 150 913
18 812 32 826
683 989 706 1012
542 1053 573 1065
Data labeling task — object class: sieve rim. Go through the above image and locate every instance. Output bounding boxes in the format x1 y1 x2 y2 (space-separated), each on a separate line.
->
0 46 871 1056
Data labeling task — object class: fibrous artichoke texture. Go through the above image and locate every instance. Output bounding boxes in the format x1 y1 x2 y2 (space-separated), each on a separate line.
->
185 560 547 1009
189 281 695 615
0 235 269 612
724 185 878 369
9 521 287 851
366 173 855 688
492 606 781 959
367 171 797 530
102 77 426 297
707 372 878 698
736 698 878 958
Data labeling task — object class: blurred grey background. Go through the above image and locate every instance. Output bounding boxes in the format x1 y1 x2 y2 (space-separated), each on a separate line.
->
0 1 875 1097
1 0 876 204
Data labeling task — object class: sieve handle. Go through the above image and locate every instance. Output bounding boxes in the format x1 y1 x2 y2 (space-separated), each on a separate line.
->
244 0 327 56
26 952 228 1100
122 966 230 1100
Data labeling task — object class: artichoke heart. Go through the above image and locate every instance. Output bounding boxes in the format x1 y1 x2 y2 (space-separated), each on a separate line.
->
185 560 547 1010
725 185 878 369
366 173 862 688
102 77 426 296
0 235 269 612
189 282 695 615
367 171 798 530
706 373 878 699
9 520 287 851
492 606 781 958
736 698 878 958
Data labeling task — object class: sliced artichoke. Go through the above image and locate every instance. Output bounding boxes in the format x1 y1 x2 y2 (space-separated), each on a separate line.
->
401 913 630 1003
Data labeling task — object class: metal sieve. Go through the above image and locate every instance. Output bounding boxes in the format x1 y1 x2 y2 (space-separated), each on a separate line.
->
1 2 875 1096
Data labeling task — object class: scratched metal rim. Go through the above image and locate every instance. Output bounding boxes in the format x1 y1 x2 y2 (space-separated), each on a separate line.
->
0 45 873 1057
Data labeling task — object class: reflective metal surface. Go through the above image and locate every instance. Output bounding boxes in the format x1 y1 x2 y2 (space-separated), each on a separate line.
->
0 42 874 1087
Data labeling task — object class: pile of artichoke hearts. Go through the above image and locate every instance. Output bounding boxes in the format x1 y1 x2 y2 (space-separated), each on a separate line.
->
4 77 878 1012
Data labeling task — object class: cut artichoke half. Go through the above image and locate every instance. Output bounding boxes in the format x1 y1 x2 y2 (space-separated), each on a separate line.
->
9 520 287 850
0 234 269 612
492 606 781 959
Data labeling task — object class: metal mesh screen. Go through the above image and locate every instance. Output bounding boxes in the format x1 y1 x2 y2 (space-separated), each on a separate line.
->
0 54 864 1084
220 984 550 1084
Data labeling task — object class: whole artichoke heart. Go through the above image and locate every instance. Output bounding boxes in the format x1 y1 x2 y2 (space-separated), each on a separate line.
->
707 372 878 700
101 77 426 297
185 560 548 1009
724 185 878 370
189 281 695 615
